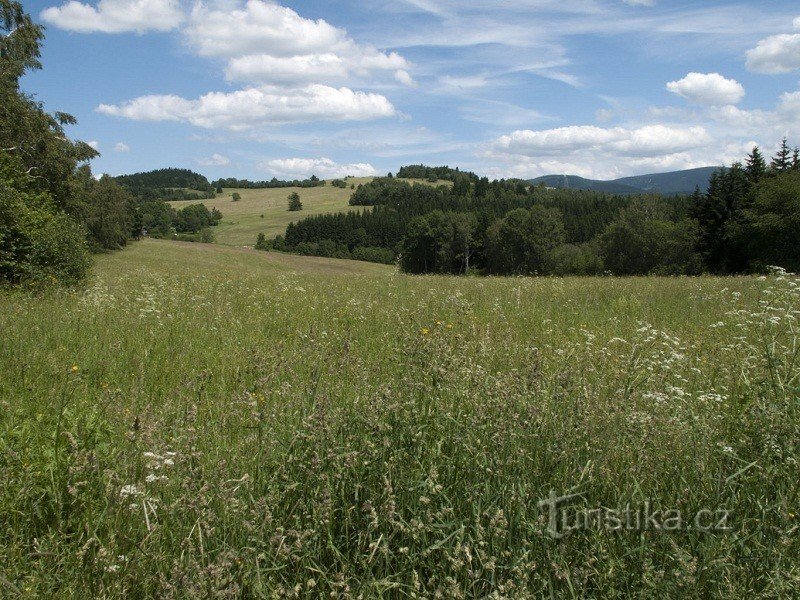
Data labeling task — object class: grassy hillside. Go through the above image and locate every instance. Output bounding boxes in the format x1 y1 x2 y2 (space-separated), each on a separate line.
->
1 240 798 597
169 177 452 247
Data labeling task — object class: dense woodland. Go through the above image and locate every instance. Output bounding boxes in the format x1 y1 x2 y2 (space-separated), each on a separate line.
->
268 146 800 275
114 168 215 201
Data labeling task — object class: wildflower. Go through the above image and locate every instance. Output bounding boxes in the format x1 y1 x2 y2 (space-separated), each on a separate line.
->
446 323 453 329
120 484 142 499
70 365 79 373
421 328 429 335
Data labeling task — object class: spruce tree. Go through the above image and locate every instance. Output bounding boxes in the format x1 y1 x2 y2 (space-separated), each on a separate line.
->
745 146 767 183
770 138 792 172
793 147 799 171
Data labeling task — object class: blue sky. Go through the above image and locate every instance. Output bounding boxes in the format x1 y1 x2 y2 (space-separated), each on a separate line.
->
21 0 800 180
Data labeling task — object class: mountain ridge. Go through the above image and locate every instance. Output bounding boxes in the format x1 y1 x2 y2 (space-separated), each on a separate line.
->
528 166 722 195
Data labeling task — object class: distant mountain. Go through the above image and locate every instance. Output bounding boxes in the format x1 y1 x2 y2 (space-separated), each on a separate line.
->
529 167 722 196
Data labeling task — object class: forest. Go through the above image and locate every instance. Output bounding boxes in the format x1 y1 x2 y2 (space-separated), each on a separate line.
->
266 145 800 275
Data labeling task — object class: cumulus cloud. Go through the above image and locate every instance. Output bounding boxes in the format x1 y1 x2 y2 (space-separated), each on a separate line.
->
493 125 710 157
114 142 130 152
97 85 396 130
198 153 230 166
187 1 411 87
41 0 183 33
666 73 745 106
87 140 100 150
259 157 377 179
488 124 718 179
745 18 800 74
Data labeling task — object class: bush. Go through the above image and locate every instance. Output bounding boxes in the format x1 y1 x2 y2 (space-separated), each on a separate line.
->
0 182 91 285
232 192 241 201
288 192 303 211
352 246 395 264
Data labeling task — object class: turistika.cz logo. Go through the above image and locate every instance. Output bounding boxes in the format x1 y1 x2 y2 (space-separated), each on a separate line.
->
538 490 733 540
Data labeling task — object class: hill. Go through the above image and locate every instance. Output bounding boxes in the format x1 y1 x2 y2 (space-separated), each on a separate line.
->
529 167 721 195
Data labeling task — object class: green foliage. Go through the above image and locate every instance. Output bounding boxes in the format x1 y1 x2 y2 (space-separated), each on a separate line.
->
330 179 347 189
485 206 566 275
254 232 268 250
231 192 241 202
72 174 135 251
0 0 131 286
114 168 213 201
741 171 800 272
598 199 701 275
173 203 222 233
0 179 90 285
400 211 477 274
214 174 323 189
287 192 303 211
396 164 479 183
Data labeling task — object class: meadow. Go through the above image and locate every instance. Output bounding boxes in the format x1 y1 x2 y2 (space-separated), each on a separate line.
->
1 239 799 598
168 178 452 247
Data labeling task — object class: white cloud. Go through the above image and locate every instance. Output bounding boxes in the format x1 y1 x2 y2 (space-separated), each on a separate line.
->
746 21 800 74
259 157 377 179
488 124 716 179
41 0 183 33
87 140 100 150
198 153 230 167
493 125 710 157
666 72 744 106
394 70 417 87
622 1 655 7
114 142 130 152
97 84 396 130
186 1 410 87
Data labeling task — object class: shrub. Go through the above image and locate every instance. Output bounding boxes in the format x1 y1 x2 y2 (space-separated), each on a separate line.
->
232 192 241 201
287 192 303 211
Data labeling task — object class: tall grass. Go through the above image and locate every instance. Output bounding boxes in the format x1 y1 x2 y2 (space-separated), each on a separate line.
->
0 240 798 598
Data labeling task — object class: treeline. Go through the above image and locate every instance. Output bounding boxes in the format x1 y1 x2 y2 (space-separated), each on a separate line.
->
115 168 216 201
263 145 800 276
1 1 135 285
213 175 324 189
396 164 479 183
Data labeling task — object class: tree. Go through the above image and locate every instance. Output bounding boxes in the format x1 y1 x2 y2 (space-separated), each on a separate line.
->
399 211 474 274
740 171 800 272
793 148 799 171
231 192 241 201
745 146 767 183
484 206 565 275
0 0 103 285
597 199 700 275
771 138 792 173
691 164 751 273
287 192 303 211
81 176 135 251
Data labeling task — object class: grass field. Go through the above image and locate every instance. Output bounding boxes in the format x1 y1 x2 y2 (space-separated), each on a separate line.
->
1 239 799 597
169 178 452 247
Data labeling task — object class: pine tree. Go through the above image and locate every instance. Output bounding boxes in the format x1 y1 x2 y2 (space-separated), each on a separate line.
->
793 147 799 171
770 138 792 172
745 146 767 183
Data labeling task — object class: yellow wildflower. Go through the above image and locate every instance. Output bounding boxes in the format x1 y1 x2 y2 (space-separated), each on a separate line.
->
70 365 79 373
421 328 429 335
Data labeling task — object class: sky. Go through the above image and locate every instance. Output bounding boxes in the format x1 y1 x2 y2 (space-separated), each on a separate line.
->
20 0 800 181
